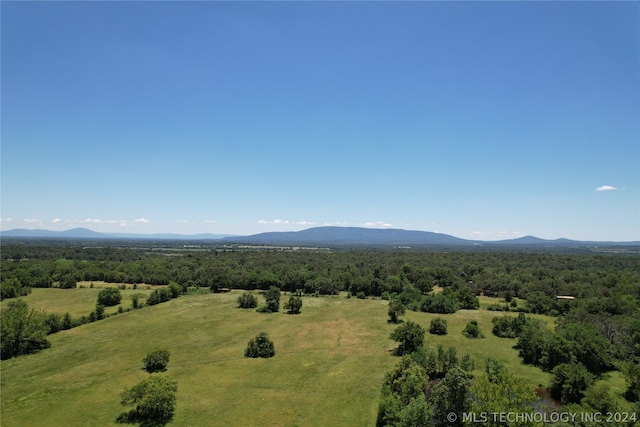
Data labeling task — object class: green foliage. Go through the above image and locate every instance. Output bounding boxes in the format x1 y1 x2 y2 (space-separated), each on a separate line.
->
260 286 281 313
550 362 595 404
119 375 177 423
284 296 303 314
618 360 640 402
410 344 474 380
146 288 171 306
377 356 430 427
492 313 530 338
58 274 76 289
388 299 406 323
97 287 122 306
420 293 458 314
431 367 471 427
143 349 171 373
237 291 258 309
470 363 540 427
430 317 448 335
1 278 30 299
462 320 484 338
0 300 50 359
244 332 275 358
581 382 618 414
390 321 425 356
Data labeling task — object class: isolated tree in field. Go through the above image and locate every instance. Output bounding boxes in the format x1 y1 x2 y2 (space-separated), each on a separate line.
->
388 299 406 323
462 320 484 338
390 321 425 356
284 296 303 314
97 287 122 307
430 317 448 335
58 274 76 289
143 349 170 373
245 332 275 358
237 291 258 309
260 286 281 313
119 375 177 423
0 300 50 359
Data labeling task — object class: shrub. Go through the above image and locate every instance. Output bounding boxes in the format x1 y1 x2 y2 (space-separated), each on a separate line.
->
119 375 177 423
143 349 170 373
430 317 448 335
260 286 281 313
462 320 484 338
97 288 122 307
237 291 258 309
284 296 303 314
245 332 275 358
146 288 171 306
550 362 594 404
0 300 50 359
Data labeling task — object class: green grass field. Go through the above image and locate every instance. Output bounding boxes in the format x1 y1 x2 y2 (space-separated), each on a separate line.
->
0 290 628 426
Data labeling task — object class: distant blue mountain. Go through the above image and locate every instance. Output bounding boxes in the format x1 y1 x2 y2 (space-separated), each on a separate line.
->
224 226 471 245
1 226 637 246
0 228 234 240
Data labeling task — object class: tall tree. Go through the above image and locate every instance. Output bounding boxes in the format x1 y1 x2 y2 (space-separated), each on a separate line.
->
0 300 50 359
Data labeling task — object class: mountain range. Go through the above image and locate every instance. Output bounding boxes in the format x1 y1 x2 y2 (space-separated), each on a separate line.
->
1 226 638 247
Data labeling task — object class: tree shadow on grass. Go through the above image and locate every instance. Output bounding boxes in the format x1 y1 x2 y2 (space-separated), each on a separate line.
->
116 411 173 427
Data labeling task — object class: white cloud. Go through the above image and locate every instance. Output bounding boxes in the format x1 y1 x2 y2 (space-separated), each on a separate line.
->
133 218 151 224
595 185 617 191
258 219 316 226
360 221 393 228
0 218 13 223
51 218 63 223
204 219 217 224
24 219 40 223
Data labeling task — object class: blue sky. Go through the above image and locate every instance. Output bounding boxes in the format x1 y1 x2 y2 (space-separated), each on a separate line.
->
2 1 638 241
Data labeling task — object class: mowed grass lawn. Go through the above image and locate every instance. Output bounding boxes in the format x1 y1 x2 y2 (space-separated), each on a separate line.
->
1 291 557 427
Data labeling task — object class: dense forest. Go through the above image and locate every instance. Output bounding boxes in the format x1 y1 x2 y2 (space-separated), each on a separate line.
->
1 240 639 425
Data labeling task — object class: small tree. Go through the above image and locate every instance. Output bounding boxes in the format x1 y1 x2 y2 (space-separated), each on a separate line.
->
97 288 122 307
237 291 258 309
119 375 177 423
143 349 170 373
284 296 303 314
245 332 275 358
259 286 281 313
390 321 425 356
388 299 406 323
462 320 484 338
430 317 448 335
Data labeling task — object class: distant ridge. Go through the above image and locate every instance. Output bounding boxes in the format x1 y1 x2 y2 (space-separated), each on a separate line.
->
0 228 234 240
1 226 638 246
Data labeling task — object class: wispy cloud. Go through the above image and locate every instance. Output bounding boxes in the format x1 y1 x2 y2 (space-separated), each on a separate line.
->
359 221 393 228
595 185 617 191
258 219 316 226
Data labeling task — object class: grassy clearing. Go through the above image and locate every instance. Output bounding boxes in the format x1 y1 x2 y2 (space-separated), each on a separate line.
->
0 286 157 318
1 291 558 426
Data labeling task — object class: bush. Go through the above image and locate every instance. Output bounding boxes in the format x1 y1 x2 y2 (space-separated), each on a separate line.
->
143 349 170 373
237 291 258 309
284 296 303 314
260 286 281 313
146 288 171 306
430 317 448 335
462 320 484 338
119 375 177 423
245 332 275 358
97 288 122 307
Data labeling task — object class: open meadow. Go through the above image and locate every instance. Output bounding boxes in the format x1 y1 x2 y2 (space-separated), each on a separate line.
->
0 289 631 426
